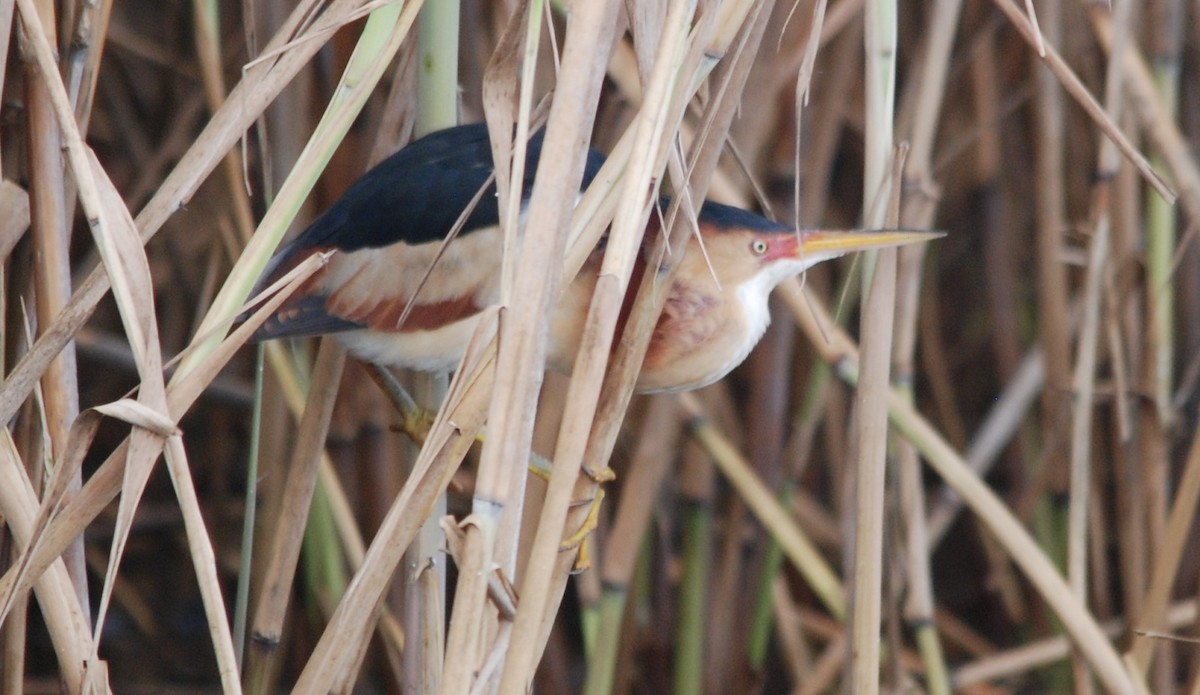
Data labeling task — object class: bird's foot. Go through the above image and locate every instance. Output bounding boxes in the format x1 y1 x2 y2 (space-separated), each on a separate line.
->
584 465 617 483
560 488 606 572
523 458 612 572
394 406 438 446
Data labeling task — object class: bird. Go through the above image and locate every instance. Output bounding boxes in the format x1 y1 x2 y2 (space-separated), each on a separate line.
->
252 123 939 393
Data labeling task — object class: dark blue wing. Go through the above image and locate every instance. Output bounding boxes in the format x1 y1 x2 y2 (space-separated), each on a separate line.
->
286 123 606 253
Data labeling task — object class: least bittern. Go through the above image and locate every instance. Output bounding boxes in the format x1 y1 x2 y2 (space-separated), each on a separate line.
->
253 124 938 391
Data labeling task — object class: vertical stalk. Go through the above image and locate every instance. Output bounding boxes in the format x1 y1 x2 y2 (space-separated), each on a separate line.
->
582 397 679 695
673 443 713 695
404 4 458 692
1144 0 1181 427
1127 0 1184 678
1069 2 1132 691
23 0 88 617
892 0 962 691
415 0 459 137
849 0 897 691
190 0 255 243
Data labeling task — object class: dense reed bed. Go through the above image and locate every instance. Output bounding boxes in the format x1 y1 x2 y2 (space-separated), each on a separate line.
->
1 1 1199 693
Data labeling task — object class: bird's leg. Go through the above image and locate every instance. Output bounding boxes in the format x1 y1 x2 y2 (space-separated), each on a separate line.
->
365 364 439 445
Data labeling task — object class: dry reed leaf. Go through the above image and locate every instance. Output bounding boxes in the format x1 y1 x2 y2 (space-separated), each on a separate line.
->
0 407 103 626
0 0 385 429
0 255 326 618
159 435 242 695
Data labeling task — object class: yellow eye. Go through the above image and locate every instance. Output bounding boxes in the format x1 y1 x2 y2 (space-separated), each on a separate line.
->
751 239 768 255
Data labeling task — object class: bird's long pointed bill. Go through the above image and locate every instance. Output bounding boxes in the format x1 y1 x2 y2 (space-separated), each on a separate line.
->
798 229 944 254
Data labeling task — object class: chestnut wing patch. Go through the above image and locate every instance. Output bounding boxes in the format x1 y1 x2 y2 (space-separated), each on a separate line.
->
332 289 482 333
254 287 483 340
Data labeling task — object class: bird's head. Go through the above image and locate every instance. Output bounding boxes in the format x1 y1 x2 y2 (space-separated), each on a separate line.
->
685 201 942 293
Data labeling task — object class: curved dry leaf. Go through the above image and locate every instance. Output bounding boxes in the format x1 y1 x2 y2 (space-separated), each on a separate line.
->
93 399 179 438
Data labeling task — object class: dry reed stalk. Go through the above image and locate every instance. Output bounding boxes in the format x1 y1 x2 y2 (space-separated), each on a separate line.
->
495 0 674 686
954 599 1200 689
1129 422 1200 670
1032 0 1073 474
400 4 458 691
771 577 814 683
190 0 255 246
925 348 1045 545
1088 10 1200 236
292 322 498 692
439 5 546 686
0 431 91 693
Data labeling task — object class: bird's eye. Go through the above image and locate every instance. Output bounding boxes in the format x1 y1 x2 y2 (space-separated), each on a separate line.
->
751 239 769 255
